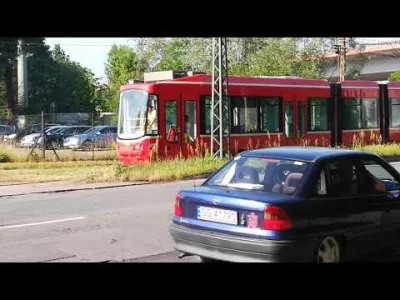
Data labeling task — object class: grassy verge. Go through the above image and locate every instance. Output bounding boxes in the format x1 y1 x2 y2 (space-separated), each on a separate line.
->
3 143 400 184
86 157 228 183
0 143 117 163
353 143 400 156
0 161 116 183
0 156 227 184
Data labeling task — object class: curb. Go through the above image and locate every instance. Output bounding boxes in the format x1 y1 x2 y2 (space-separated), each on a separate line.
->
0 181 150 198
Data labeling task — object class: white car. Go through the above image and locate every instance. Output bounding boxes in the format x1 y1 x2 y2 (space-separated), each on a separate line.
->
19 126 65 148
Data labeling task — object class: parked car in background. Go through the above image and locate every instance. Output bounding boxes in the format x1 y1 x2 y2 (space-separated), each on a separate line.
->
170 147 400 262
19 126 66 148
64 126 117 150
38 125 92 149
0 125 15 140
3 123 60 144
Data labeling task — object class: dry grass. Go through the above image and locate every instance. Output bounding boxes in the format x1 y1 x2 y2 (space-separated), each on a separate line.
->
0 156 227 184
4 129 400 185
0 143 117 162
86 156 228 183
354 143 400 156
0 161 115 183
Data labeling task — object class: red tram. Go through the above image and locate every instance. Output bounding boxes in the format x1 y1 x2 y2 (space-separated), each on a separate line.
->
116 71 400 165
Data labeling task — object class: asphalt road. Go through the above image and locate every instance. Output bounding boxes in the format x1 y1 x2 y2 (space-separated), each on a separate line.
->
0 180 204 262
1 162 400 263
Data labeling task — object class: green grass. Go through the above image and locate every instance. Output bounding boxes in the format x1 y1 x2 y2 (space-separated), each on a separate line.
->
0 160 115 183
0 160 114 170
0 156 227 184
3 142 400 184
86 156 228 183
0 143 117 162
354 143 400 156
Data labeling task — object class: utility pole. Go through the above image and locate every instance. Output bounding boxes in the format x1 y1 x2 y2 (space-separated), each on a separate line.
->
17 39 28 107
210 38 229 159
339 37 346 81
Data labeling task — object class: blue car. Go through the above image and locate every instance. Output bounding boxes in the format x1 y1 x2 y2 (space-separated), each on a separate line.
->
169 147 400 262
63 126 117 150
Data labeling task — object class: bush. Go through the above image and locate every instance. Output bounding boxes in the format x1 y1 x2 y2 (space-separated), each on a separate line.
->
0 151 10 163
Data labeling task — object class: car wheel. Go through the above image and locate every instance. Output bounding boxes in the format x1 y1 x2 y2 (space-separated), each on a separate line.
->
82 140 92 151
316 236 341 263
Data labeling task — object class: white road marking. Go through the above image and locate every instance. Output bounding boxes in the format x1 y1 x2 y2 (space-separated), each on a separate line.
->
0 216 86 230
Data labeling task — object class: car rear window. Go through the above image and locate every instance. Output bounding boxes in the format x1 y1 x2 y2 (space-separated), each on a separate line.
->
205 156 309 195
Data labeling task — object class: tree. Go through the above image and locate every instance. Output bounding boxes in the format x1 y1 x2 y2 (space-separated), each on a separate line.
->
158 38 191 71
24 42 98 114
0 39 100 117
0 38 18 116
131 38 348 79
390 70 400 80
135 38 169 72
105 45 145 113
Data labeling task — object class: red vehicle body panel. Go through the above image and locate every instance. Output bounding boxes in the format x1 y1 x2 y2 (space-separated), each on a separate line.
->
116 75 400 165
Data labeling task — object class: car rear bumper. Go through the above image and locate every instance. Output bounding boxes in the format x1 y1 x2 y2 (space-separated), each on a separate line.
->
169 223 318 262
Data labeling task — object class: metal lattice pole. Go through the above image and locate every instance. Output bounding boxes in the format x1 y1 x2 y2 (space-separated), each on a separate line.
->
339 37 346 81
210 38 229 159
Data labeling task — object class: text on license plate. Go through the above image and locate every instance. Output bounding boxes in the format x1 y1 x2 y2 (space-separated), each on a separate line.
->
197 206 238 225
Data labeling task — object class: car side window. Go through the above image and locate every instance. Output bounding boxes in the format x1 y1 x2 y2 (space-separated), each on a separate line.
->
110 127 117 134
63 128 74 135
78 127 88 134
315 159 360 197
358 157 400 194
316 169 327 195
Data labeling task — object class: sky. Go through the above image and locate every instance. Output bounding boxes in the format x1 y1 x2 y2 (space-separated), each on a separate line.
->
45 38 133 83
45 38 400 84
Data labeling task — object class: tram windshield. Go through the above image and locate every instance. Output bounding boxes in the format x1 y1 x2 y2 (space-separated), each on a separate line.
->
118 89 158 139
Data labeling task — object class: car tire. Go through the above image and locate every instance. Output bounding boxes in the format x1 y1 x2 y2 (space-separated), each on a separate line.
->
316 236 342 263
82 140 92 151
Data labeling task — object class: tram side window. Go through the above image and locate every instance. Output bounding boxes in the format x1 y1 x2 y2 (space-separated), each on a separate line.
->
185 101 197 142
308 98 328 131
200 96 229 135
165 101 178 143
390 98 400 128
232 97 281 134
342 98 378 130
363 98 379 129
298 102 305 137
342 98 362 129
201 97 212 134
146 94 159 135
259 98 281 133
232 97 258 133
200 96 282 134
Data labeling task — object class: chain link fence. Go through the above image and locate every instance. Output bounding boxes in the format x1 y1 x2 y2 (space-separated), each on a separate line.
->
0 112 117 162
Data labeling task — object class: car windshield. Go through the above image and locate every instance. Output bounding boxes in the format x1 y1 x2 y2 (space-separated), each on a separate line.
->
205 156 309 195
46 127 63 134
83 127 99 135
118 89 154 139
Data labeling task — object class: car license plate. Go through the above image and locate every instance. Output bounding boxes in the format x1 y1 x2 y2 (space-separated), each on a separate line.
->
197 206 238 225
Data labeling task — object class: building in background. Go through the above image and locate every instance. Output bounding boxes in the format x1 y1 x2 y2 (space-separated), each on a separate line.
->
324 43 400 81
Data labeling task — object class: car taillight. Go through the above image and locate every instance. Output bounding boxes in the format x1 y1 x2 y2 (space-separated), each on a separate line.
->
262 205 293 231
174 193 182 217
